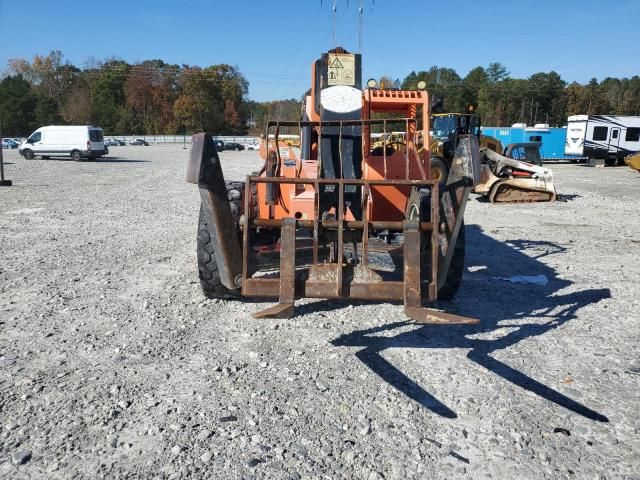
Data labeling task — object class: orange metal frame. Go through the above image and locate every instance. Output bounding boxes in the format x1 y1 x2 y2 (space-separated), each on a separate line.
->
256 81 431 223
362 89 430 221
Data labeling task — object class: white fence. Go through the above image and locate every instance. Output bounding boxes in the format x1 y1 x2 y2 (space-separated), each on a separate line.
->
103 135 260 146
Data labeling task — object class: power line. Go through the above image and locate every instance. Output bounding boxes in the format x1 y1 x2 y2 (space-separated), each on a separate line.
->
29 64 582 88
83 64 307 79
12 67 602 91
9 57 636 92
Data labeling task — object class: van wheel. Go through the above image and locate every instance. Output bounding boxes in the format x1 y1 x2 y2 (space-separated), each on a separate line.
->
71 150 83 162
23 150 34 160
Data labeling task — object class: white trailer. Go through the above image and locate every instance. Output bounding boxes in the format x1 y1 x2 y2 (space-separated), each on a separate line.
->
565 115 640 165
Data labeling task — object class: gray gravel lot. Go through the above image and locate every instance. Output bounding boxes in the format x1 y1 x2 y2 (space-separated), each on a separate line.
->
0 145 639 479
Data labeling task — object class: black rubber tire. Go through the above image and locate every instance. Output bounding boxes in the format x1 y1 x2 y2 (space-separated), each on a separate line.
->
23 149 34 160
197 181 245 299
430 157 449 191
71 150 83 162
437 222 465 300
409 190 465 301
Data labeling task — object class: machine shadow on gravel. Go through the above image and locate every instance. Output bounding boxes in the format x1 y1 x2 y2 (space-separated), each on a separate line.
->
473 193 581 203
95 158 150 163
331 224 611 422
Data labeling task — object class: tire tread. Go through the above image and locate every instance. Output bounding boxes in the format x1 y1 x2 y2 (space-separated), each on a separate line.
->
437 224 465 300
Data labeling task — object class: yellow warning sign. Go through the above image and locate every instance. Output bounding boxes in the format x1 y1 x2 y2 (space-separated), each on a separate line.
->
328 53 356 86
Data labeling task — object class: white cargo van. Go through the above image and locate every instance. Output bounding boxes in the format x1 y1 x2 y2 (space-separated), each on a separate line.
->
19 125 106 161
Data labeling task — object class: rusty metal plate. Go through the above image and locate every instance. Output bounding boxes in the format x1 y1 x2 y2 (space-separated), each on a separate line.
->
403 221 422 309
308 264 341 283
253 303 295 319
253 218 297 319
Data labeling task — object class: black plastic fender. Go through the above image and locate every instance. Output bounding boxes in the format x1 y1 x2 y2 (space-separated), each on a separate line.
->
187 133 243 290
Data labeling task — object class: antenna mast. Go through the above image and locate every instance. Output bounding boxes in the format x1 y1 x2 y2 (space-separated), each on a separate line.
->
358 0 364 52
324 0 372 49
332 0 337 46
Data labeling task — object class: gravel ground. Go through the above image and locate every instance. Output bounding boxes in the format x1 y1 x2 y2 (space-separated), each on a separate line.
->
0 145 639 479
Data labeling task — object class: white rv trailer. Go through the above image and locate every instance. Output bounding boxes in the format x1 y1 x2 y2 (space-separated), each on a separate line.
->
565 115 640 165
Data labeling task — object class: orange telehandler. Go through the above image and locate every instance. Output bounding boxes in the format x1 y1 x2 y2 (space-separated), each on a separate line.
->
187 48 481 324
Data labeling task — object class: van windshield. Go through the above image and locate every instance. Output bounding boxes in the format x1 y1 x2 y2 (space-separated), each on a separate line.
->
89 130 103 142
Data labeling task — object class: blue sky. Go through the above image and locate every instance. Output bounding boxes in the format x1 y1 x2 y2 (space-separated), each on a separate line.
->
1 0 639 101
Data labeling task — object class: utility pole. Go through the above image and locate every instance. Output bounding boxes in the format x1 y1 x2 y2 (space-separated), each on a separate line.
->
0 121 13 187
529 98 534 126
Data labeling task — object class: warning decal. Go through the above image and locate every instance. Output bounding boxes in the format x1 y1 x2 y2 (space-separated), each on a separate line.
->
328 53 355 86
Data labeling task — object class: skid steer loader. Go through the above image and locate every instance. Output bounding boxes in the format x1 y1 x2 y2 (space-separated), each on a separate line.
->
187 48 481 324
474 145 557 203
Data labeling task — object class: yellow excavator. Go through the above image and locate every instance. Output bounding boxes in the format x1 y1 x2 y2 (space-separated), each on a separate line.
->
370 131 407 154
430 112 502 156
429 109 503 186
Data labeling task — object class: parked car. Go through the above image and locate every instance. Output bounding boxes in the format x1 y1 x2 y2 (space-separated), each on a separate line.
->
2 138 19 149
18 125 106 161
130 138 149 146
104 138 125 146
212 139 224 152
223 142 245 151
247 141 260 151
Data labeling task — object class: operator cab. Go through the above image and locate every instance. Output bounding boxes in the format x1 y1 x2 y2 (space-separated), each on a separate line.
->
431 113 481 140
